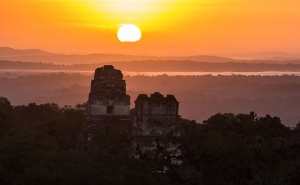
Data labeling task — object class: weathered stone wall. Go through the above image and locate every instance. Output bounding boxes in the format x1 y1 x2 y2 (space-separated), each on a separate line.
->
81 65 131 147
134 92 181 168
134 92 179 135
89 105 130 116
87 65 130 117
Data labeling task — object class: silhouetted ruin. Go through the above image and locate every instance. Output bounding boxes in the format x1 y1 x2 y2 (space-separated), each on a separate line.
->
134 92 179 135
133 93 180 167
81 65 180 162
81 65 131 146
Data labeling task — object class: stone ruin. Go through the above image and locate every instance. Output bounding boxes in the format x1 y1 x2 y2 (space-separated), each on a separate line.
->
87 65 130 118
81 65 131 145
81 65 180 164
134 92 179 135
134 93 180 166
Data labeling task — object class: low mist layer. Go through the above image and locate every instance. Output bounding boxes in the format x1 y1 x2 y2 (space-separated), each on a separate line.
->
1 73 300 126
2 60 300 72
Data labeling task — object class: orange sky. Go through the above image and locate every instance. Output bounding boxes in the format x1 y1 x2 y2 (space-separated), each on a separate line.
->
1 0 300 55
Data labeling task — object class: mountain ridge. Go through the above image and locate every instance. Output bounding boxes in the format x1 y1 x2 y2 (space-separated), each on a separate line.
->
0 46 235 64
2 46 300 64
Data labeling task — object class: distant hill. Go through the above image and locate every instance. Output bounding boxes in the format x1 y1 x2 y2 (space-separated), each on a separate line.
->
0 54 235 65
0 46 234 64
2 46 300 64
222 51 300 60
2 60 300 72
0 47 58 57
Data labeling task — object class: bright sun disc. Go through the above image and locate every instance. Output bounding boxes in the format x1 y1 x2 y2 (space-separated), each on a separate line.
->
117 24 141 42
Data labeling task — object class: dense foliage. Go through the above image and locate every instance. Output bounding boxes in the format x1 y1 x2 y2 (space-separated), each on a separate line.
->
1 96 300 184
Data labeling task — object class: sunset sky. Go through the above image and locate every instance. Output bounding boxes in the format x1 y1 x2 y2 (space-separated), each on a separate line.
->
1 0 300 55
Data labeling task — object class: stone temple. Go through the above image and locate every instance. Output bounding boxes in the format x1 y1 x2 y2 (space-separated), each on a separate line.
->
81 65 180 164
134 93 180 166
81 65 131 144
134 92 179 135
87 65 130 117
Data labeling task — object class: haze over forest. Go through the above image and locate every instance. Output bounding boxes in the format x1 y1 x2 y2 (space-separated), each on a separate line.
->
1 47 300 127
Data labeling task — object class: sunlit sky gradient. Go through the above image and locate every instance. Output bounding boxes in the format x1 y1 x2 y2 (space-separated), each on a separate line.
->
1 0 300 55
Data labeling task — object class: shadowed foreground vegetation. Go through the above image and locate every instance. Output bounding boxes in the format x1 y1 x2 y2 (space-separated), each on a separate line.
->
1 97 300 185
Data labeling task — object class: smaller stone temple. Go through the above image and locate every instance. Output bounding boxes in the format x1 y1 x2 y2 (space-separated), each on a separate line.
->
134 92 179 135
134 92 180 167
81 65 131 145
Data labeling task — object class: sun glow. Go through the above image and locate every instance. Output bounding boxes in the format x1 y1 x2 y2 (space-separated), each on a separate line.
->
117 24 141 42
81 0 184 29
90 0 166 12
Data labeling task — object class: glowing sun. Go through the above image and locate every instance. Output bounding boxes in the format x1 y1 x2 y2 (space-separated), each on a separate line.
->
117 24 141 42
